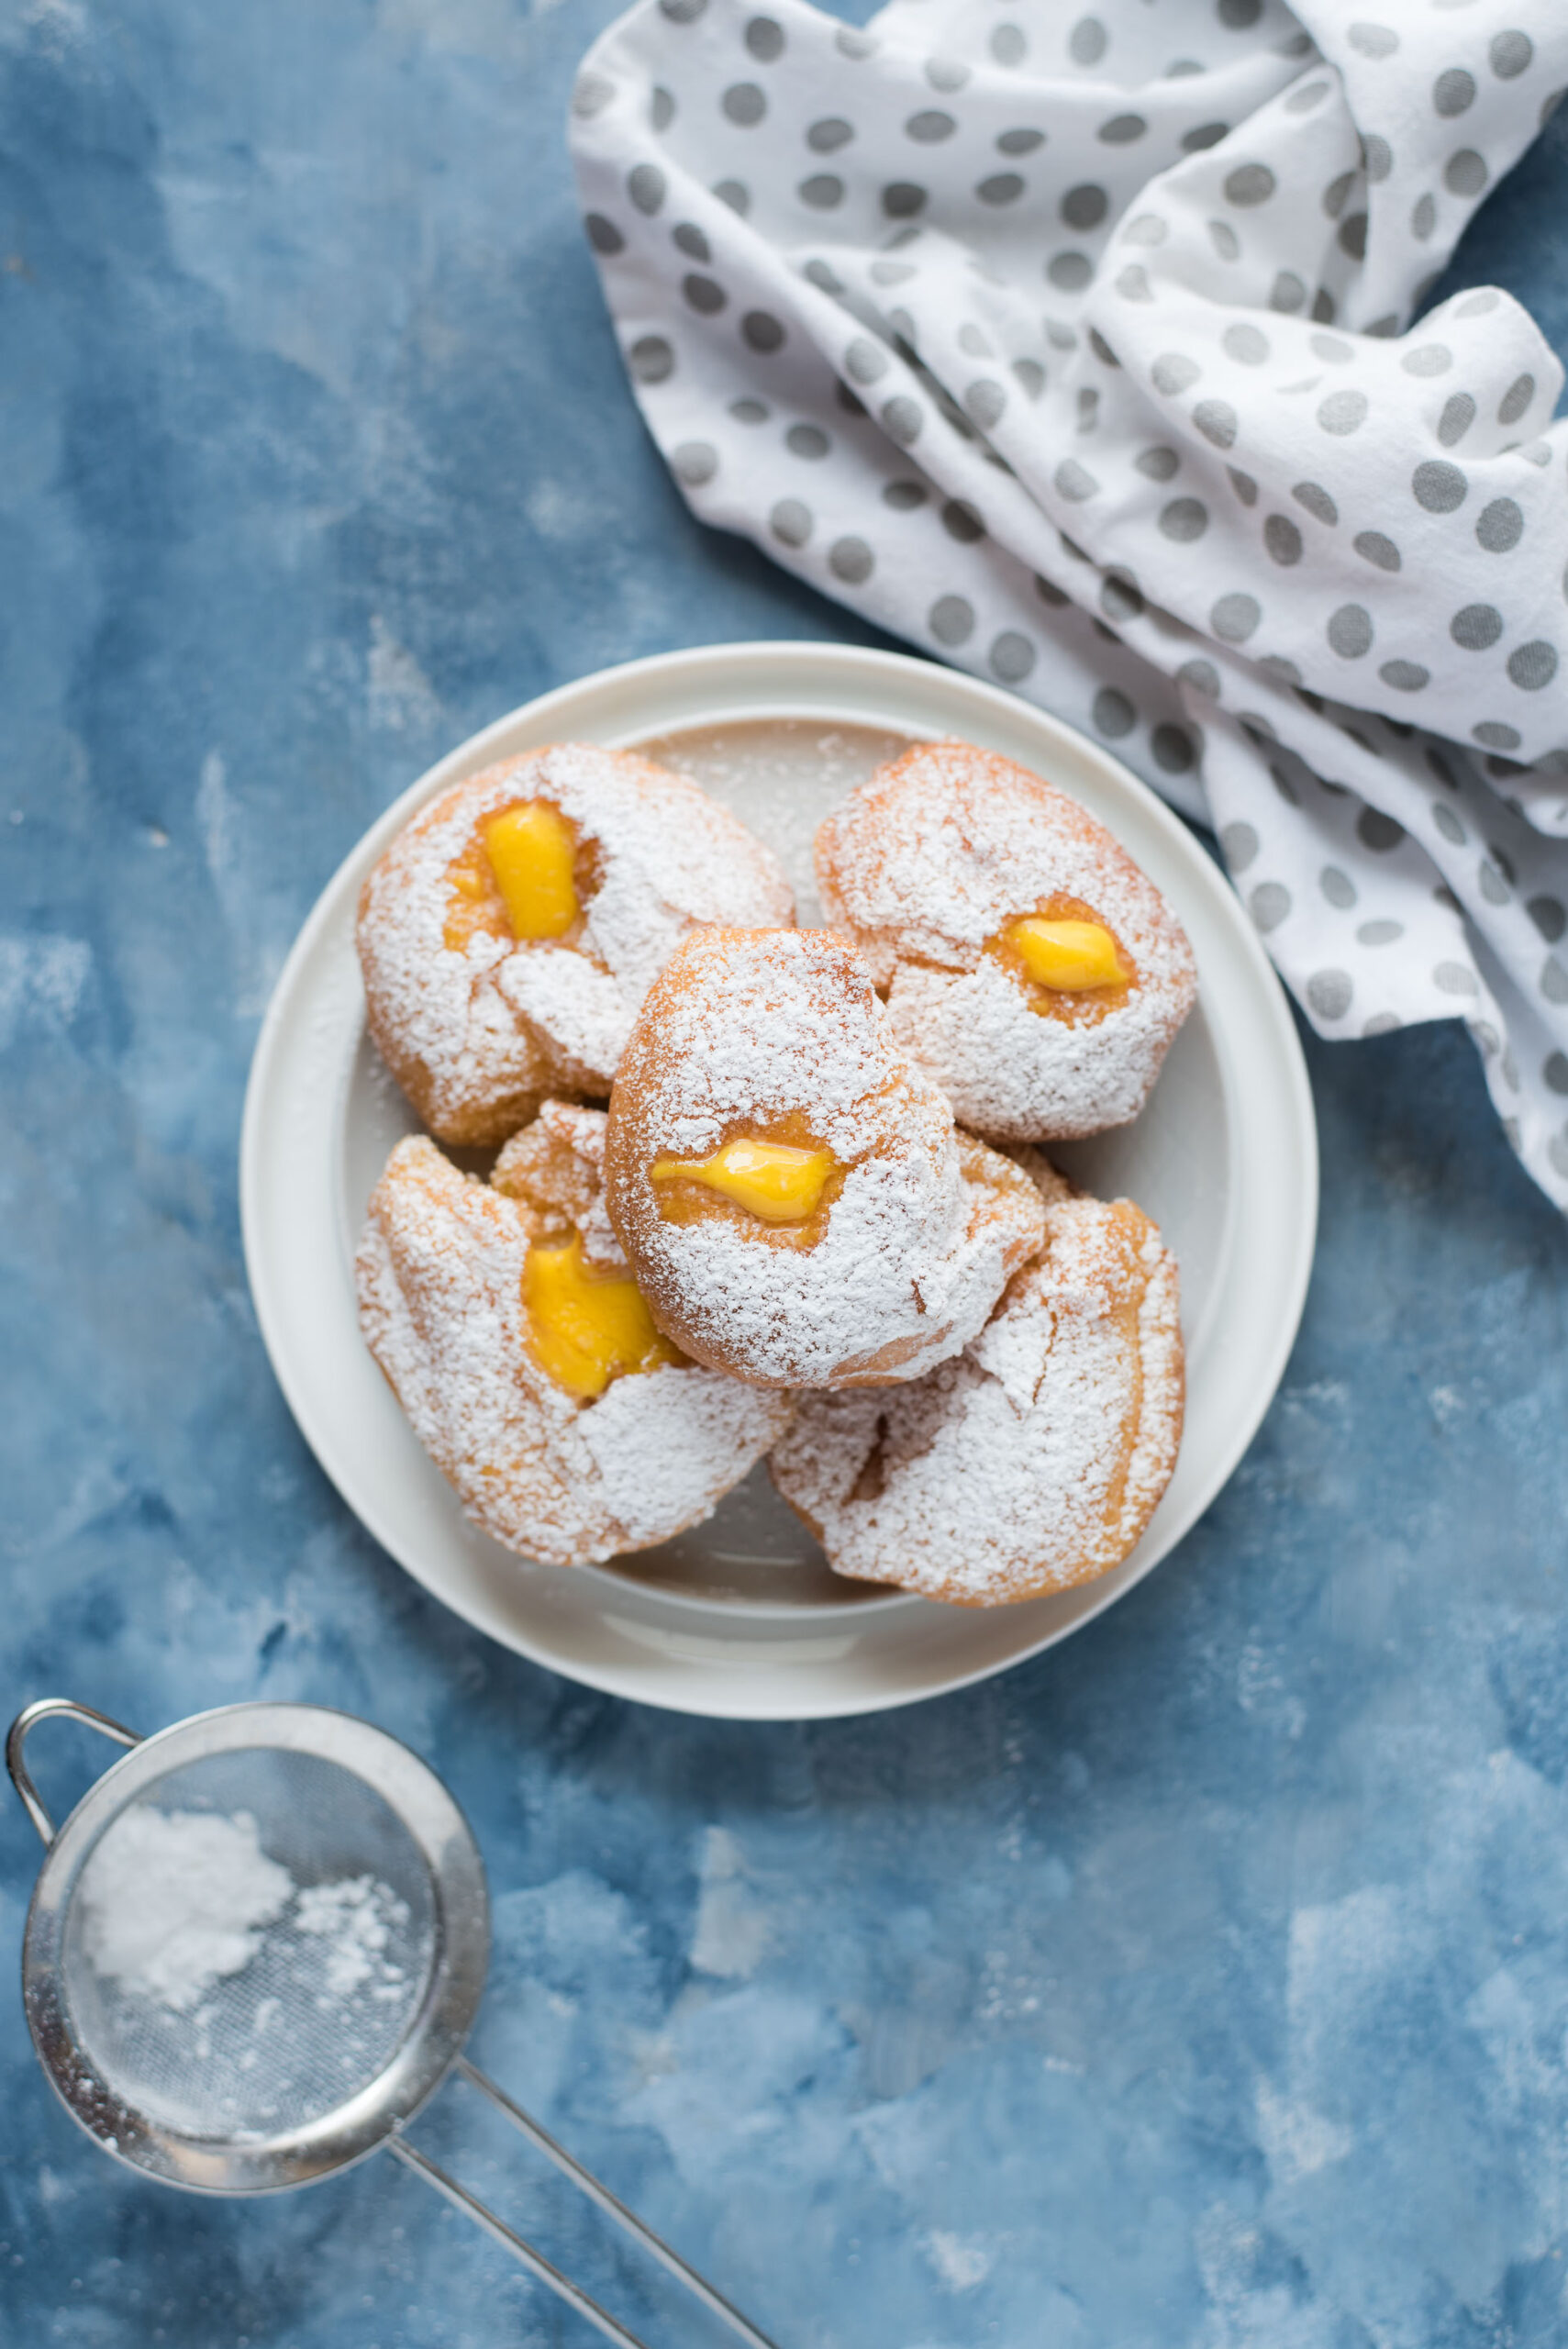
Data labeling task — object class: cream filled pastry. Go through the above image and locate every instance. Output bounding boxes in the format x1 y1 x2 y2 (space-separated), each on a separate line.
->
603 927 1048 1389
357 745 794 1146
356 1106 792 1566
770 1159 1183 1606
815 743 1196 1142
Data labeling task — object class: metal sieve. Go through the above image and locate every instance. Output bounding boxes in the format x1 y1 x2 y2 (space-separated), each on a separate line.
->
7 1696 778 2349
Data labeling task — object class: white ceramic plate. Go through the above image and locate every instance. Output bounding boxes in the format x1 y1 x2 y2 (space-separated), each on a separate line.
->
241 643 1317 1720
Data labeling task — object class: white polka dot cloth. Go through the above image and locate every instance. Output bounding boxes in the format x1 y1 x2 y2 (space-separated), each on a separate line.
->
570 0 1568 1208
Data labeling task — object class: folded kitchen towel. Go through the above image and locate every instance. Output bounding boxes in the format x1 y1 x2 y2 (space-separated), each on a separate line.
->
570 0 1568 1209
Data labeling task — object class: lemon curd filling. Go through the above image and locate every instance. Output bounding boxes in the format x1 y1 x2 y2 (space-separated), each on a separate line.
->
523 1233 680 1400
650 1137 840 1224
483 802 579 940
1001 915 1127 994
441 838 506 952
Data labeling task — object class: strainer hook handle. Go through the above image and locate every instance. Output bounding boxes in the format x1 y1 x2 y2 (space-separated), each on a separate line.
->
6 1698 141 1845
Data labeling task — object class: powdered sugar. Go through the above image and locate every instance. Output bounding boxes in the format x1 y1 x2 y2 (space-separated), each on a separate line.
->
495 945 636 1090
357 744 793 1143
75 1808 416 2028
770 1177 1184 1605
357 1120 791 1564
816 744 1197 1141
605 928 1046 1387
293 1876 415 2006
76 1808 295 2014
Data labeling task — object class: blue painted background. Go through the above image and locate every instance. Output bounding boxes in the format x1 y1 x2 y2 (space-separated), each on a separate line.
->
4 4 1568 2343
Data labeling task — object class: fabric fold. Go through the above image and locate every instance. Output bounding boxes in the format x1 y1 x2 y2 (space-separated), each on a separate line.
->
571 0 1568 1208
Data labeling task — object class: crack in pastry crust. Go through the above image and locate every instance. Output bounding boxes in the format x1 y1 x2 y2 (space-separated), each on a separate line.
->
769 1163 1183 1606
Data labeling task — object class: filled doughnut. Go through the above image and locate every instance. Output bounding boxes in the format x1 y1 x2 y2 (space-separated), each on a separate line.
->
603 927 1048 1389
769 1160 1183 1605
815 743 1196 1142
356 1105 792 1566
357 745 794 1146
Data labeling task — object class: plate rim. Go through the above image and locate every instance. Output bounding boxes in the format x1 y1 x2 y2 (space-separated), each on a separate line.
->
240 640 1318 1720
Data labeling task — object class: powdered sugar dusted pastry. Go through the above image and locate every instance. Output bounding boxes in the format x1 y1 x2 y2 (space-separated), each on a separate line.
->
604 927 1048 1389
815 743 1196 1143
358 746 795 1146
356 1107 792 1566
770 1160 1182 1605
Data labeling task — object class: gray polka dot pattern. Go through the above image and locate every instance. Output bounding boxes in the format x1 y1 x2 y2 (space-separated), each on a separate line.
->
1212 593 1261 643
1508 640 1559 690
1250 882 1291 933
1318 389 1368 436
828 536 874 584
575 0 1568 1214
1062 184 1110 229
769 497 811 547
628 163 666 215
1414 462 1468 514
1264 515 1303 566
1438 394 1476 446
1294 483 1339 527
1161 496 1209 542
1151 353 1201 397
807 118 853 154
1307 968 1354 1019
1476 497 1524 553
929 594 974 645
1224 162 1275 206
672 440 718 485
1452 603 1504 650
627 334 674 385
881 395 923 447
1435 69 1477 118
1153 723 1195 774
1223 323 1270 365
1194 399 1239 450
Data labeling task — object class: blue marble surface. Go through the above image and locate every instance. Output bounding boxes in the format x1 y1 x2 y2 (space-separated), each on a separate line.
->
5 4 1568 2343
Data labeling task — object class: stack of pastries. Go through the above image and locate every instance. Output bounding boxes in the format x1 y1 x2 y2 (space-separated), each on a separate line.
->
354 737 1196 1607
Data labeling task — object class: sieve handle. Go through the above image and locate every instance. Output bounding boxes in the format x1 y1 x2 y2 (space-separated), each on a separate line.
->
6 1698 141 1844
388 2135 658 2349
454 2058 782 2349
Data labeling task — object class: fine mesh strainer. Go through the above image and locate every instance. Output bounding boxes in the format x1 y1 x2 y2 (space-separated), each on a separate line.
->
8 1697 779 2349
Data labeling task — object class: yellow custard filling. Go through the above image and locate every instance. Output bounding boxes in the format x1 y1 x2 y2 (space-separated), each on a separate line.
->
523 1233 680 1400
483 802 579 940
650 1137 840 1224
1003 916 1127 992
